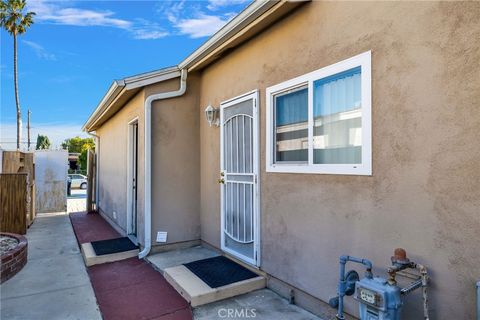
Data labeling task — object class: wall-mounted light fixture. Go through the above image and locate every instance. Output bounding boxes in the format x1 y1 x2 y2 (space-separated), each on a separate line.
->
204 104 219 127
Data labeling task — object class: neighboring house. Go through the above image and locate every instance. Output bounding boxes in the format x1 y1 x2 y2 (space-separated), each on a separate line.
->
82 1 480 319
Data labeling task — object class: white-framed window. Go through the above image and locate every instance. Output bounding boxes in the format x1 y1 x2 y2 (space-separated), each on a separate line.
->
266 51 372 175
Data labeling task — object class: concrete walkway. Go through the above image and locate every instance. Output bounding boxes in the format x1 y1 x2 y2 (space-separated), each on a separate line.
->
70 211 120 244
148 248 323 320
1 188 320 320
88 257 191 320
194 289 321 320
67 189 87 213
0 211 101 320
70 211 192 320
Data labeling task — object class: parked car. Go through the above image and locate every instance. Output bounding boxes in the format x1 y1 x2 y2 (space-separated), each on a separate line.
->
68 174 87 189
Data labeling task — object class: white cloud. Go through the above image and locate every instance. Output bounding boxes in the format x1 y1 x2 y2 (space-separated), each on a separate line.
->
157 0 248 39
27 0 168 40
131 19 169 40
175 13 230 38
207 0 250 11
26 0 247 40
132 29 169 40
28 0 131 28
42 8 131 28
22 40 56 60
0 121 88 151
159 0 187 24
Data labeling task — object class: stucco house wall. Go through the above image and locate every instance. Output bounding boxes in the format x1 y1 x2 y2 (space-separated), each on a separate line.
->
96 90 145 240
96 75 201 248
197 1 480 319
147 75 201 246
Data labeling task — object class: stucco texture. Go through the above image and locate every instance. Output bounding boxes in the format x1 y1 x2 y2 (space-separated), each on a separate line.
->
96 90 145 242
148 75 201 245
96 76 201 248
197 2 480 319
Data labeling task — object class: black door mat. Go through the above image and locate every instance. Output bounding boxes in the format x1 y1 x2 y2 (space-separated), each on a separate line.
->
91 237 138 256
183 256 258 288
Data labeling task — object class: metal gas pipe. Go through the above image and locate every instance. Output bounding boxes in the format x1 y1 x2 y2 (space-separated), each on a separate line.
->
330 248 430 320
329 255 373 320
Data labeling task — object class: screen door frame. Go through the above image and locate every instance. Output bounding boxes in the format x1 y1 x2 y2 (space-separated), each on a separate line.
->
220 90 260 267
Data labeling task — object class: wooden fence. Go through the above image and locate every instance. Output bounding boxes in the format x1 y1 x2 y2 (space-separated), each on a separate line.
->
1 151 35 226
0 173 28 235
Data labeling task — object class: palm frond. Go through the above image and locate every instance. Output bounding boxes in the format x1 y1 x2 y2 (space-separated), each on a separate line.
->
10 0 25 12
0 1 7 14
18 10 34 33
0 1 8 26
0 0 34 35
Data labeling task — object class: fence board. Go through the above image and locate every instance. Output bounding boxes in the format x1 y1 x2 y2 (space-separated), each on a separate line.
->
1 151 35 226
0 173 28 234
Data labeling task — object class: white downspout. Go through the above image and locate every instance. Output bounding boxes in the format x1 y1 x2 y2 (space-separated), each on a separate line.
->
87 132 100 211
477 281 480 320
138 69 188 259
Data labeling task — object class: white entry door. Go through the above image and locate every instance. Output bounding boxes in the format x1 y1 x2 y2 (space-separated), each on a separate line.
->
220 90 260 266
127 119 138 243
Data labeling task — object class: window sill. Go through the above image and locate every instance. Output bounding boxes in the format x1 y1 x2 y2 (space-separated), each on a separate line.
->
266 164 372 176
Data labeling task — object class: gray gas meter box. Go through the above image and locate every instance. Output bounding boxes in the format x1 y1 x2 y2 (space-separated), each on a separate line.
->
355 277 402 320
329 249 430 320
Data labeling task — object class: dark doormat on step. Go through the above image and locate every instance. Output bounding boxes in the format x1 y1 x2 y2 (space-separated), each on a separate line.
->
183 255 258 288
91 237 138 256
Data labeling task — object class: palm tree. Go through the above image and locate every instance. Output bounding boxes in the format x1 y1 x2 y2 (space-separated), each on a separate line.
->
0 0 35 150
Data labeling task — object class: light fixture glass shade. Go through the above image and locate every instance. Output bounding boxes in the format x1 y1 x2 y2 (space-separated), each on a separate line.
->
204 105 219 127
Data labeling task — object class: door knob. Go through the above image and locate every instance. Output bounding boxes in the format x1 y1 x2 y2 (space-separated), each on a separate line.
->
218 178 225 184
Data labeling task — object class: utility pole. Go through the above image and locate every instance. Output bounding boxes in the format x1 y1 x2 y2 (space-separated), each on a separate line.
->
27 109 31 151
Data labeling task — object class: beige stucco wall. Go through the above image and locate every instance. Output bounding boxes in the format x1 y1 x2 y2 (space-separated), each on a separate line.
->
147 75 201 245
198 2 480 319
96 90 145 242
96 75 201 247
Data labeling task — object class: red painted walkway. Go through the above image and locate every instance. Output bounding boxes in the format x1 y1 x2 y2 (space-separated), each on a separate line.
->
69 212 192 320
70 211 120 244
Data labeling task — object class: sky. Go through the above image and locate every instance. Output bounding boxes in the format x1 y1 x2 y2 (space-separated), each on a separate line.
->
0 0 251 149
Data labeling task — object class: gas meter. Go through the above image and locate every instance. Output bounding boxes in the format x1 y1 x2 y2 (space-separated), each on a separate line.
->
329 248 429 320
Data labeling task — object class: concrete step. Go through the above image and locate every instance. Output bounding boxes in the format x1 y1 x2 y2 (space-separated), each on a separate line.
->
164 264 266 307
81 242 139 267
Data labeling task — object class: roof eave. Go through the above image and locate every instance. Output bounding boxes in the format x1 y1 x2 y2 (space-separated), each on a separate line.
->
178 0 280 70
82 67 180 132
82 81 124 132
123 66 180 89
179 0 307 71
83 0 308 132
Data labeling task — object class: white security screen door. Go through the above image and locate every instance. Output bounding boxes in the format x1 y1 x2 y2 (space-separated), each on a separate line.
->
220 90 260 266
